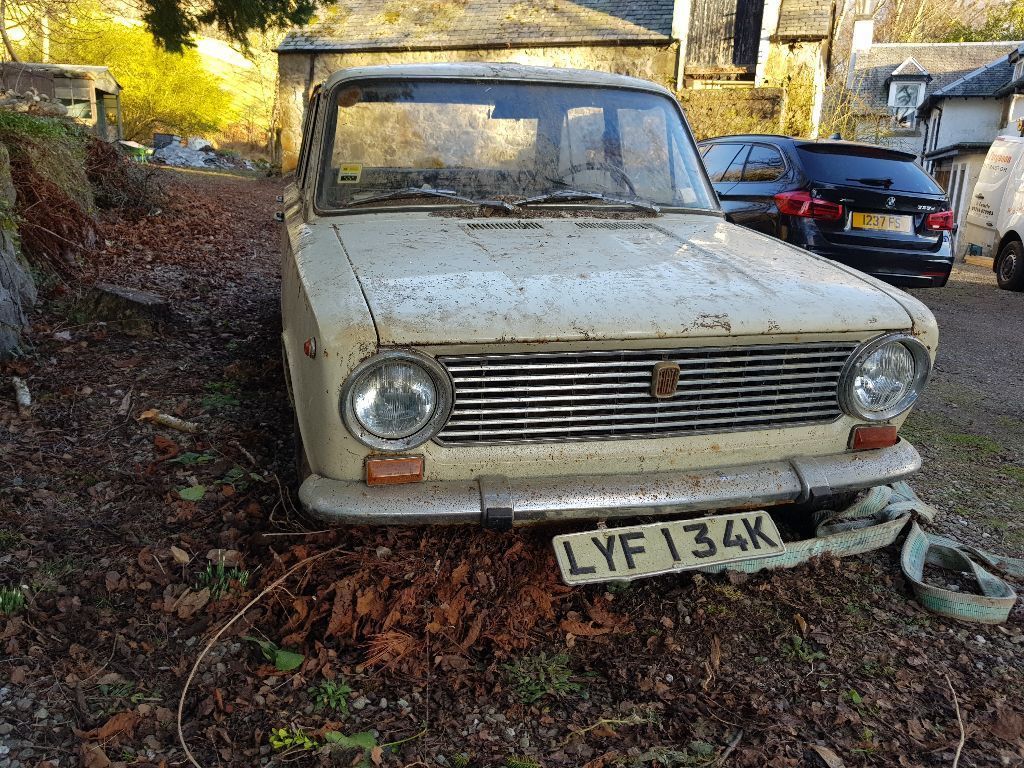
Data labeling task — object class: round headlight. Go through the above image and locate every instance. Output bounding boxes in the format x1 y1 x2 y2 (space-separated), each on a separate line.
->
840 334 931 421
342 351 453 449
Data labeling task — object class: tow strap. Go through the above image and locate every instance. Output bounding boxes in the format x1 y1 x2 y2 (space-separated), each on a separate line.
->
701 483 1024 625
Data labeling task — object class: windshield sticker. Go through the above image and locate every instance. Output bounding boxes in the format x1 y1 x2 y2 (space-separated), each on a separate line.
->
337 163 362 184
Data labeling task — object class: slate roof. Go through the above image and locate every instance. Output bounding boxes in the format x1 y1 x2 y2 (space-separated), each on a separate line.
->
930 57 1015 98
278 0 675 53
849 41 1020 110
775 0 834 41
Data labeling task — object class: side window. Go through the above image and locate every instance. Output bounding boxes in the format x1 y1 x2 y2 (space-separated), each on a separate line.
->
742 144 786 182
297 90 322 189
720 144 749 183
702 143 745 183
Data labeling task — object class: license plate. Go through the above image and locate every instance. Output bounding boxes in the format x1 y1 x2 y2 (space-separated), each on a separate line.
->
553 510 785 586
851 212 913 233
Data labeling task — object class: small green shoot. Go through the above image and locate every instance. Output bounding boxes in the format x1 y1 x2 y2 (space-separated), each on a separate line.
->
0 586 26 615
782 635 826 664
0 530 22 550
195 560 250 600
311 679 352 714
244 636 304 671
269 725 318 751
503 651 582 705
202 381 240 410
219 465 262 491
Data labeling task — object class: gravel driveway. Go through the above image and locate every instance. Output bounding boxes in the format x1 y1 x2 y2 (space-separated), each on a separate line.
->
903 263 1024 555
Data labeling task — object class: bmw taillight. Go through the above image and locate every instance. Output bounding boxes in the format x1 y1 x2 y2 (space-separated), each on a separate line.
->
774 191 844 221
924 210 954 232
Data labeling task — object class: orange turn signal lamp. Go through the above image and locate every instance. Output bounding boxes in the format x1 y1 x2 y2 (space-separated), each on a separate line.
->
849 424 899 451
365 455 424 486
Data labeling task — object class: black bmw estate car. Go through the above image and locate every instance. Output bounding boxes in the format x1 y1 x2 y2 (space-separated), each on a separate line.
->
697 135 954 288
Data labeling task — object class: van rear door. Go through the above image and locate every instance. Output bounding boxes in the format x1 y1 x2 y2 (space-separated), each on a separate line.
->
966 136 1024 233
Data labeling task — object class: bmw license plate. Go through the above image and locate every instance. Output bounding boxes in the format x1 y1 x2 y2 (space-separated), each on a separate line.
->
851 212 913 233
553 511 785 586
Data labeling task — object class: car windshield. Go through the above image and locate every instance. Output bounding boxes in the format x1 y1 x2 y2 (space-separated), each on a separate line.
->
317 79 716 211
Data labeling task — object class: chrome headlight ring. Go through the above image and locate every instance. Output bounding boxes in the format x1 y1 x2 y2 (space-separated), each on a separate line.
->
839 333 932 422
341 350 454 450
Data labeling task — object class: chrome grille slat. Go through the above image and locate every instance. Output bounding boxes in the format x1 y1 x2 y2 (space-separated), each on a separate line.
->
436 343 857 445
442 351 852 372
445 399 837 425
439 409 842 438
450 390 837 416
459 381 838 406
451 374 840 396
449 361 848 384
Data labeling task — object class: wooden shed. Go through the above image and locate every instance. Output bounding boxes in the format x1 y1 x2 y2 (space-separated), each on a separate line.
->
0 63 123 141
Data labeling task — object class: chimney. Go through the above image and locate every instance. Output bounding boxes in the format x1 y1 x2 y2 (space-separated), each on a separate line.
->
851 0 877 53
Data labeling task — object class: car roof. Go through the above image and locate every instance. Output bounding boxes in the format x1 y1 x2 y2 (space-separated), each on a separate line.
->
698 134 918 161
320 62 674 97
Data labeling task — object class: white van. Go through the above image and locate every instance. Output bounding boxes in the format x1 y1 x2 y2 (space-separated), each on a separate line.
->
964 135 1024 290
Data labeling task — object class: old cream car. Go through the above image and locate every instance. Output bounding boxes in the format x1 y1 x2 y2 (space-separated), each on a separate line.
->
281 63 937 583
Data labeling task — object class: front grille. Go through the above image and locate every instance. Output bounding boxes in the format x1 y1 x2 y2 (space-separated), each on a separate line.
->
435 343 858 445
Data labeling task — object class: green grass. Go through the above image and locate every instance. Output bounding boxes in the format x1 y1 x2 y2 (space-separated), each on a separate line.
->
941 433 1002 454
1003 466 1024 484
503 651 583 705
0 529 22 550
32 557 77 592
195 560 250 600
0 110 78 140
0 586 26 614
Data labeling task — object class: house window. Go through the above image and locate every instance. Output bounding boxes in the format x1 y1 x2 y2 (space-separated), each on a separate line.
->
888 81 925 130
1014 57 1024 81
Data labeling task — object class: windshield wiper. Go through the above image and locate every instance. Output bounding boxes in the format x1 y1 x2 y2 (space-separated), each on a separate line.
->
846 177 895 189
347 186 515 211
514 189 660 214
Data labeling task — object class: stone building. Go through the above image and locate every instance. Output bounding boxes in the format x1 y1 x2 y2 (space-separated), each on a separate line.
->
275 0 837 170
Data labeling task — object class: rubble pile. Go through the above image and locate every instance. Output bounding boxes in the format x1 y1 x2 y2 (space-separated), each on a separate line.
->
0 87 68 118
153 137 254 171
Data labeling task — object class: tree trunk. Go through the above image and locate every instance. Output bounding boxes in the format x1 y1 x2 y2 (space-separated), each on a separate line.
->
0 0 21 63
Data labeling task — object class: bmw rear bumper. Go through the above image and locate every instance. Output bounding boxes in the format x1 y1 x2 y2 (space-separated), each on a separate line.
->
297 439 921 528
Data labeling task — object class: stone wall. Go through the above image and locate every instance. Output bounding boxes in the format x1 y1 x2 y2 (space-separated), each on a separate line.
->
277 43 679 171
0 143 36 356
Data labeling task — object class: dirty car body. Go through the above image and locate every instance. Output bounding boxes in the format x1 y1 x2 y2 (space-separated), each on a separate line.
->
281 63 937 541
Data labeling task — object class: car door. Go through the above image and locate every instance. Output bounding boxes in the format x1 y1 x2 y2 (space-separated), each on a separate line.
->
715 142 790 237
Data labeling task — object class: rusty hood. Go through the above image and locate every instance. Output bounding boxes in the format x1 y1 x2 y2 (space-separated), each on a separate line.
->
332 213 913 346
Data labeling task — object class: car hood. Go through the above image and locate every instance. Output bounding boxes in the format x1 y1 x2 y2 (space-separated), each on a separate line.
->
332 213 912 346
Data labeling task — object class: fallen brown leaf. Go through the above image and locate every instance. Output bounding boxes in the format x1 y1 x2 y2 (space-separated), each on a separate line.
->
174 587 210 619
81 710 140 742
808 744 845 768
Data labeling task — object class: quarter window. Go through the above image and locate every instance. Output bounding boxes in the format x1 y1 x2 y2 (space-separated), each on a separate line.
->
741 145 785 182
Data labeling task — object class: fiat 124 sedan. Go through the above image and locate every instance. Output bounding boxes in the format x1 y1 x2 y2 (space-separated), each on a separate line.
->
280 63 937 585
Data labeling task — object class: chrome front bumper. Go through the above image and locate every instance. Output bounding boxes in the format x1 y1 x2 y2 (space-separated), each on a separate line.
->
298 440 921 528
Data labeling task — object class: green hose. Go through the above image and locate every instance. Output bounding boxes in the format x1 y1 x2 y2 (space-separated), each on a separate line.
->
701 482 1024 625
